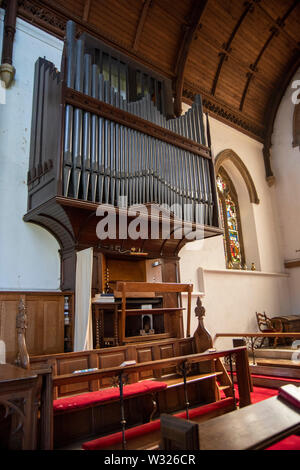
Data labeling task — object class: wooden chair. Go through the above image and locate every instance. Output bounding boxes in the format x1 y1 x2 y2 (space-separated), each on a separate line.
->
256 312 280 348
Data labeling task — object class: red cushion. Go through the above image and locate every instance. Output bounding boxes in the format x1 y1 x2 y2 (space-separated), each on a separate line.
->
53 381 167 412
82 420 161 450
82 397 235 450
266 435 300 450
175 397 235 420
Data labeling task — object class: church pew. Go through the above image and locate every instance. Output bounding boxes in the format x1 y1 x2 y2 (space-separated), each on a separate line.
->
81 397 236 450
14 295 250 448
52 347 249 447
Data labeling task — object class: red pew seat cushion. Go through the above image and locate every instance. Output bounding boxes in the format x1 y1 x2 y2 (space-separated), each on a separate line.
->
82 397 235 450
53 381 167 412
266 435 300 450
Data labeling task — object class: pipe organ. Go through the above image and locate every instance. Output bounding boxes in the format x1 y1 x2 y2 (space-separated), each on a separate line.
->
28 20 218 228
26 20 222 297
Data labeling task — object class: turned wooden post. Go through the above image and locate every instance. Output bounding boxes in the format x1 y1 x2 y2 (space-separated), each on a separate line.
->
186 284 192 337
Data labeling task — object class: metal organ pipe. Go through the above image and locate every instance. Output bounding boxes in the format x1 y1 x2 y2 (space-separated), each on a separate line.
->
63 20 76 197
61 20 214 224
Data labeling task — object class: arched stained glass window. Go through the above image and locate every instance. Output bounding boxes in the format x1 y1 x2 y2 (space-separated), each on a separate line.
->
216 168 245 269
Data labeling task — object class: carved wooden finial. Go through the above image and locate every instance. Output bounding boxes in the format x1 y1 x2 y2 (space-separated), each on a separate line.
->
15 297 30 370
195 296 205 319
193 296 213 353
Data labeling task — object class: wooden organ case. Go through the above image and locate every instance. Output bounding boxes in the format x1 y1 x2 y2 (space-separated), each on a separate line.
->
24 20 222 350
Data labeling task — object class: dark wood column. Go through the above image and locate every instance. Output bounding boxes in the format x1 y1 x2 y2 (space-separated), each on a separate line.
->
59 246 77 291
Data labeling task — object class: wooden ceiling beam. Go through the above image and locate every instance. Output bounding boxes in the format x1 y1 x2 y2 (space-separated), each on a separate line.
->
82 0 92 23
173 0 208 117
211 1 255 97
256 0 300 50
195 30 268 89
132 0 152 52
239 1 299 113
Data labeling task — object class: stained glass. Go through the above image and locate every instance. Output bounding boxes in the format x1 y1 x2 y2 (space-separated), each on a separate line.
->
217 174 242 266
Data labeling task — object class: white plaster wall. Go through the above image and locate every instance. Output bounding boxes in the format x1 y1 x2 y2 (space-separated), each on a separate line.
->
0 13 63 289
209 118 284 274
271 67 300 312
182 271 290 350
180 104 290 341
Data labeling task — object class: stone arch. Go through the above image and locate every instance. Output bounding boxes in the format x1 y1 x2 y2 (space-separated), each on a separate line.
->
214 149 259 204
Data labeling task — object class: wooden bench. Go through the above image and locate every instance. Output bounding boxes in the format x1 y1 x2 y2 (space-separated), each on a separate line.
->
81 397 236 450
52 346 250 448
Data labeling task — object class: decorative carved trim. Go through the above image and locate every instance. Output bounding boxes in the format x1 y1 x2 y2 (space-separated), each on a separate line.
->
15 297 30 370
183 87 265 142
214 149 260 204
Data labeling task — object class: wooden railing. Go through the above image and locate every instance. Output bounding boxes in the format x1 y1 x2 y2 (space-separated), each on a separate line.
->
214 332 300 365
53 346 251 408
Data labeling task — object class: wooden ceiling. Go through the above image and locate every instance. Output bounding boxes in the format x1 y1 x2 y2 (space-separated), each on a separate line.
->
16 0 300 151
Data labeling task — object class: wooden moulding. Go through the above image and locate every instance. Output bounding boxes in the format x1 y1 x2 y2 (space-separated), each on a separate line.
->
284 259 300 269
63 85 211 160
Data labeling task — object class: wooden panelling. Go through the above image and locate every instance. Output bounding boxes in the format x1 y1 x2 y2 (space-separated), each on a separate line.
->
29 337 196 398
99 351 127 387
160 343 177 377
136 347 154 379
0 292 68 362
57 357 90 396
